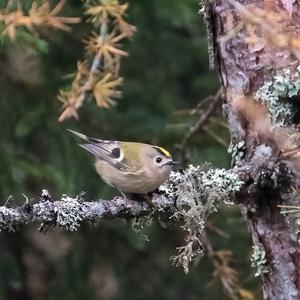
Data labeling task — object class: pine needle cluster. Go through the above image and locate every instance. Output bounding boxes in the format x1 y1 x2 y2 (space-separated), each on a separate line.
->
0 0 80 39
58 0 135 121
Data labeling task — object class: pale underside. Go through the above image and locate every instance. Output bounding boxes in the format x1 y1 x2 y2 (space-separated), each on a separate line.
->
95 160 171 194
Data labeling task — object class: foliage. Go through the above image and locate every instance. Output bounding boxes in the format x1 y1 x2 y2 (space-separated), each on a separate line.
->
0 0 80 39
58 0 135 121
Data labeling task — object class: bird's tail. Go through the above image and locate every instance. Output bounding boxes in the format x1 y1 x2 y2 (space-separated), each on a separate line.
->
67 129 109 144
67 129 89 141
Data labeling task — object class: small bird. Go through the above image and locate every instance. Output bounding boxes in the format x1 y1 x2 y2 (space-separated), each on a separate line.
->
68 129 177 197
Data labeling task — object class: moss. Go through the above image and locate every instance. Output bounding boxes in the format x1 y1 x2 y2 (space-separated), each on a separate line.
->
256 66 300 126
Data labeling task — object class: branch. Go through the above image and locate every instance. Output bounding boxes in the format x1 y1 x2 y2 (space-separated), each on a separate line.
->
1 141 292 233
0 162 245 233
1 147 291 233
0 190 174 232
0 152 294 273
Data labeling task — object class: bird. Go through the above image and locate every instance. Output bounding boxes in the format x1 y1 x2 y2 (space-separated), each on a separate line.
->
68 129 177 197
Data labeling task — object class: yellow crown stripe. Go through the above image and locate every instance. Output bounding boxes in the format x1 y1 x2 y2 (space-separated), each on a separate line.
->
158 147 171 157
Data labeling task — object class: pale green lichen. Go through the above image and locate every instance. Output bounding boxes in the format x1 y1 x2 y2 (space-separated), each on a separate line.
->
55 195 84 231
160 165 243 230
0 206 19 218
0 206 20 231
198 0 205 14
256 66 300 126
132 216 153 232
228 140 245 163
201 168 243 194
131 216 153 242
281 212 300 245
161 165 243 198
160 165 244 273
250 245 271 277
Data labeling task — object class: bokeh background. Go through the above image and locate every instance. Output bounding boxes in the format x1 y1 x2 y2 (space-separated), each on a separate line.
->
0 1 259 299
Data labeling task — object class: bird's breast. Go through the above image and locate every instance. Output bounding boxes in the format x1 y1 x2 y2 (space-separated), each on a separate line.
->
95 160 170 194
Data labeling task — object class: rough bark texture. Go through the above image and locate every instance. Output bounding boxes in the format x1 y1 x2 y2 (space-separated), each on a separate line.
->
210 0 300 299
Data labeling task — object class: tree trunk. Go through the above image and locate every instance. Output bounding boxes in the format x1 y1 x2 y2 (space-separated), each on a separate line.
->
208 0 300 298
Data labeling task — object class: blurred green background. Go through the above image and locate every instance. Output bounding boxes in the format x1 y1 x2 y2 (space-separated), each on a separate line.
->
0 1 259 299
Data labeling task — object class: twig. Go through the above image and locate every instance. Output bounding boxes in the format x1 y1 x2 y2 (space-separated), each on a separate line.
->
58 20 109 122
77 22 109 107
206 221 230 238
90 22 108 73
178 89 223 165
58 1 135 121
202 125 228 148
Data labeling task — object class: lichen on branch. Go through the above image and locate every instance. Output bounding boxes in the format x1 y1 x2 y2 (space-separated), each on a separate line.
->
161 165 243 273
250 245 271 277
0 189 170 232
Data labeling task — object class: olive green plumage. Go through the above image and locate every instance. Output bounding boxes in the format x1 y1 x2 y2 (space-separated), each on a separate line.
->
68 129 176 195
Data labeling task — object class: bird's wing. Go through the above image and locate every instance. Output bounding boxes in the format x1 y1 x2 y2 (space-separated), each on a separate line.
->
79 142 130 172
68 129 134 172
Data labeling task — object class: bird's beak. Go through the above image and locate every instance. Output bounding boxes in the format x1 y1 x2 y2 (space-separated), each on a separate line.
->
165 160 180 166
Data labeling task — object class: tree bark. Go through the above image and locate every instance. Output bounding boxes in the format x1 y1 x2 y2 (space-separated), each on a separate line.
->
209 0 300 298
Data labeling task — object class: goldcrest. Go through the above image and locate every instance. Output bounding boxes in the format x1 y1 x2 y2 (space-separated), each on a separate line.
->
68 129 177 196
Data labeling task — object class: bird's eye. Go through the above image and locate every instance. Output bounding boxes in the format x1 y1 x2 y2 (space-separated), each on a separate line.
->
156 157 162 163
